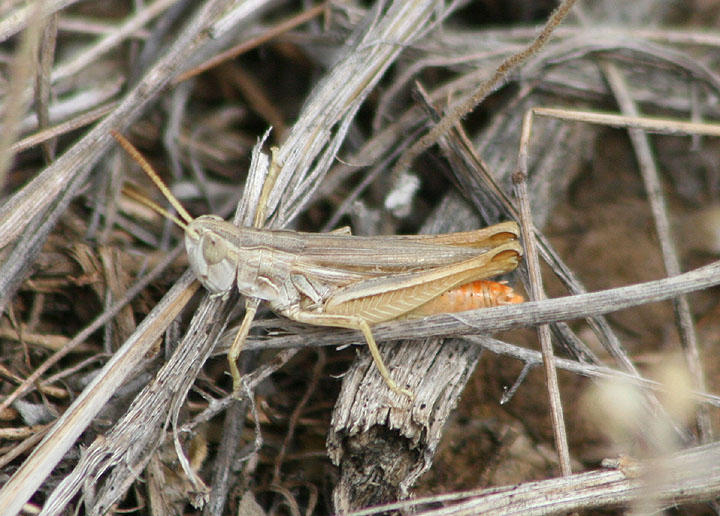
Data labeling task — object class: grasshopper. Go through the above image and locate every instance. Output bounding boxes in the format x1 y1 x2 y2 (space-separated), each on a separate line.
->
113 132 523 398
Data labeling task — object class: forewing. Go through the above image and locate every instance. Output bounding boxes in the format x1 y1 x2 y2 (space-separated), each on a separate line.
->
293 221 520 273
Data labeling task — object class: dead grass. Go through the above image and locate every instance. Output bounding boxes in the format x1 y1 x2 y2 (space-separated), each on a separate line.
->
1 1 720 515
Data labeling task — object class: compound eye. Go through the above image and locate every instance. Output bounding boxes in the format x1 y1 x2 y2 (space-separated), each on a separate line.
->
202 234 227 265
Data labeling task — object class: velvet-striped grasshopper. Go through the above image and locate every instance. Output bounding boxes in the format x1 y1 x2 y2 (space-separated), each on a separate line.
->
113 132 523 398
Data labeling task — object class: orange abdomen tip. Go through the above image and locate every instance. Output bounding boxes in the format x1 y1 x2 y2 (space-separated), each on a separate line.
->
409 279 523 318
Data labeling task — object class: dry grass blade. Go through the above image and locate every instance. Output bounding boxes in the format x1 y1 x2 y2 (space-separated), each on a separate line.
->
513 169 572 477
0 2 45 191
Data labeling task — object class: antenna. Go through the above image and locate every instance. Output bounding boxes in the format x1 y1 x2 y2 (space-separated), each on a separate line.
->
111 130 194 226
120 183 189 231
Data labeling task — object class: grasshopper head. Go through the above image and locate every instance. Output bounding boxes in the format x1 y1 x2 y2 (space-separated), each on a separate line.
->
186 215 236 294
112 132 238 296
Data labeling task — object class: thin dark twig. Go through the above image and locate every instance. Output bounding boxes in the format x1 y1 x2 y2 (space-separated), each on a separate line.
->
393 0 577 176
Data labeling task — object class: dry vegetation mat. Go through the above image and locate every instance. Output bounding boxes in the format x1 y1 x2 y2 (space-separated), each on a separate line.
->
1 1 720 515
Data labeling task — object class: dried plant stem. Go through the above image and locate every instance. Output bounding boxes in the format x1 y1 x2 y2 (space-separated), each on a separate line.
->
36 13 58 162
514 117 572 476
0 0 241 250
464 334 720 408
266 0 441 226
41 283 221 515
0 0 75 42
532 108 720 136
9 101 117 154
204 398 248 515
